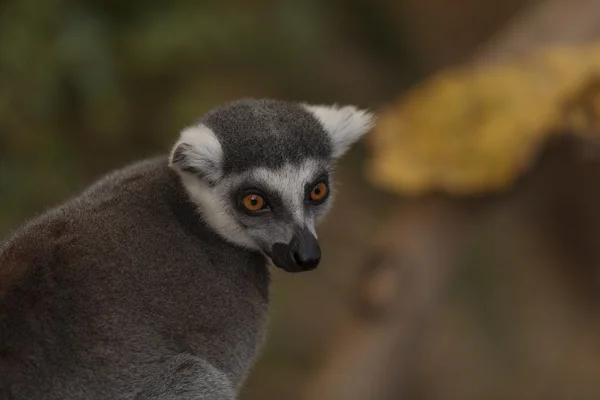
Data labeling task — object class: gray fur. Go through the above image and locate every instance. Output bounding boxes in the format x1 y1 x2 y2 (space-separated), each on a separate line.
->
0 159 266 399
0 98 373 399
202 99 333 174
134 355 236 399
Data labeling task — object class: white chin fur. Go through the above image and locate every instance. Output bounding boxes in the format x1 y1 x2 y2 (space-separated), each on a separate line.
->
177 172 259 250
169 123 258 249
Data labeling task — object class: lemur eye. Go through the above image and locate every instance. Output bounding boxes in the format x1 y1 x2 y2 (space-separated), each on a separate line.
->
242 193 266 212
310 182 328 203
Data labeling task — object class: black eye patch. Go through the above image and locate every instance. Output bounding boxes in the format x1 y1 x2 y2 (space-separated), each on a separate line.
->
231 183 284 214
304 173 330 202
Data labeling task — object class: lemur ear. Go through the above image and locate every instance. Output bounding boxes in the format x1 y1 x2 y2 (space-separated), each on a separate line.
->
169 124 223 183
303 104 375 158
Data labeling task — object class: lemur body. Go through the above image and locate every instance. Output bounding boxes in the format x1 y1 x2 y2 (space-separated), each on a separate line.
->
0 99 373 399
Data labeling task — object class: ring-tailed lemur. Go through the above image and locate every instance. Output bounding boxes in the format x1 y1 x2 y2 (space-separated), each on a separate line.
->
0 98 374 399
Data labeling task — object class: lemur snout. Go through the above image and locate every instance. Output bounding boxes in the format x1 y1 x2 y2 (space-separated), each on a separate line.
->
290 227 321 270
270 227 321 272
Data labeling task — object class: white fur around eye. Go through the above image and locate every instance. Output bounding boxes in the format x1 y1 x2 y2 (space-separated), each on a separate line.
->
303 104 375 158
178 172 259 250
251 160 323 223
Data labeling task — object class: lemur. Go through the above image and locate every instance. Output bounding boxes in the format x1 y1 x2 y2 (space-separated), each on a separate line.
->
0 98 374 399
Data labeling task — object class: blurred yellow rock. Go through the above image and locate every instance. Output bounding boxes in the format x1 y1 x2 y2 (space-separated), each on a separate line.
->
366 43 600 196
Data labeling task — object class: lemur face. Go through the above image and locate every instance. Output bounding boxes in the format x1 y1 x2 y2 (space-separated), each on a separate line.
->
170 99 374 272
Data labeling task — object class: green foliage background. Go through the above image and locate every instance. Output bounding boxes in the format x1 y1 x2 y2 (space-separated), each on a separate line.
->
0 0 417 235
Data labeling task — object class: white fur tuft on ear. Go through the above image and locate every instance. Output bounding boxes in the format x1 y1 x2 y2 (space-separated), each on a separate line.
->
169 124 223 183
303 104 375 158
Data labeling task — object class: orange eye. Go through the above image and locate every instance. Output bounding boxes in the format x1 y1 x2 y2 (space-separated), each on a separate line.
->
310 182 328 202
242 193 266 212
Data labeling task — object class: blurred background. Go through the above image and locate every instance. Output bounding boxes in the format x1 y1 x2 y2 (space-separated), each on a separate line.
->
3 0 600 399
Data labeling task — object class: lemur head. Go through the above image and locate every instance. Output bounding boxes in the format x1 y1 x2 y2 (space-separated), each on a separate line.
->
169 99 374 273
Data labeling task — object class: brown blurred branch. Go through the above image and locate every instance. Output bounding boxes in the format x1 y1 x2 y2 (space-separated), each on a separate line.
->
475 0 600 63
300 1 600 399
301 200 471 400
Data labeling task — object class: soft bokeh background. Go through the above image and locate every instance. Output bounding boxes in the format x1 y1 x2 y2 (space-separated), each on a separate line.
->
3 1 600 399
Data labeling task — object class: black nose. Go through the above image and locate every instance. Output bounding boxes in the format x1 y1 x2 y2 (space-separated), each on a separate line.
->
270 227 322 272
290 228 321 271
292 250 321 269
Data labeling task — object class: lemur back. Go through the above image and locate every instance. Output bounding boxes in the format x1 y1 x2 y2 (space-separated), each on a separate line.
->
0 158 269 399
